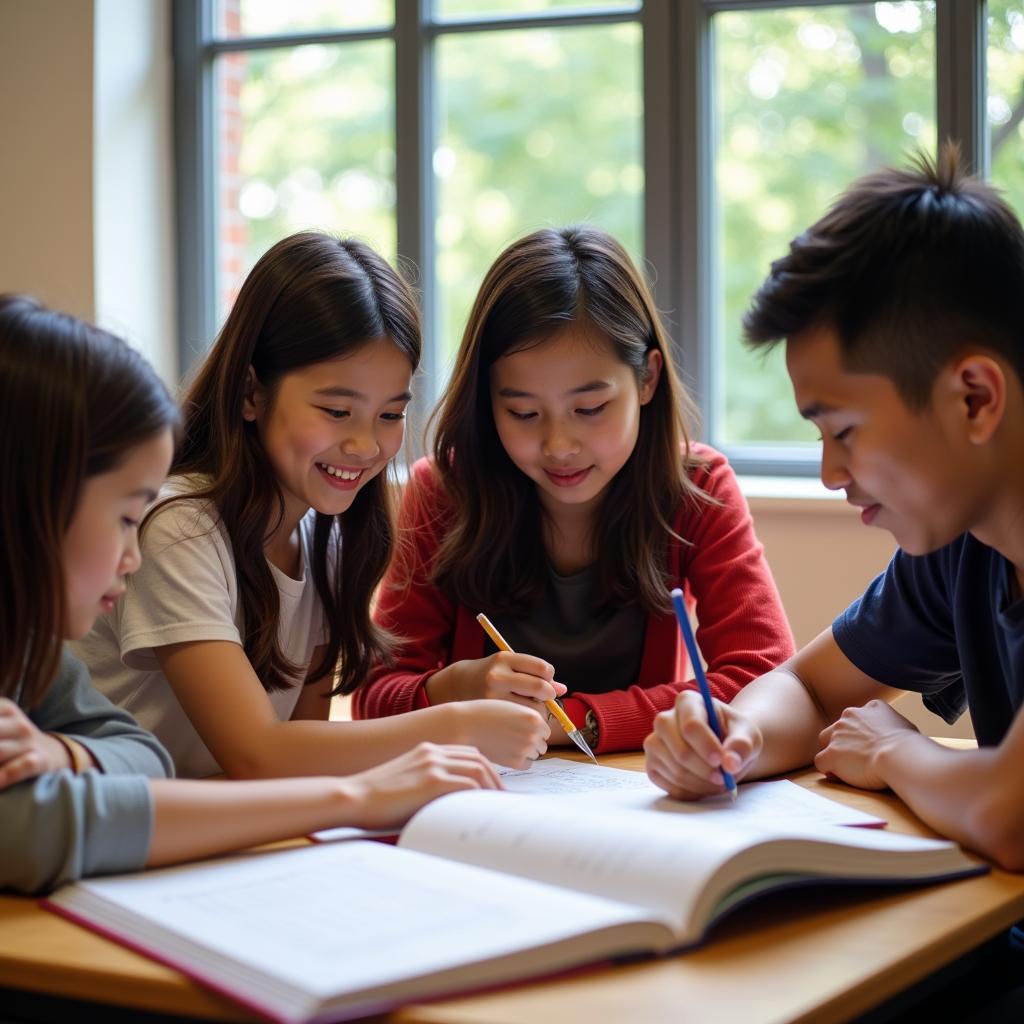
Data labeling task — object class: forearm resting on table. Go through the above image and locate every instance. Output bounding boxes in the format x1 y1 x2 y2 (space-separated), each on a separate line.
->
874 735 1024 870
731 668 833 779
158 641 479 778
146 778 351 865
214 705 471 779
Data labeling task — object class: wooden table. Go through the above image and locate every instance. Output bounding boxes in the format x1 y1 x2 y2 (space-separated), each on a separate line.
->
3 751 1023 1024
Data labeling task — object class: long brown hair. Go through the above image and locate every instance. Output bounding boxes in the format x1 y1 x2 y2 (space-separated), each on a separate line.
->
431 225 707 616
0 295 179 706
166 232 420 695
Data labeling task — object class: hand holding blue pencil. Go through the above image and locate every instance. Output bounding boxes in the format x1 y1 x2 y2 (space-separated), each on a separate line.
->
669 587 738 801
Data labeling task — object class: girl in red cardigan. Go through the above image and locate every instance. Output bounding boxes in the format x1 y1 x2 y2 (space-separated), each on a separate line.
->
354 226 794 753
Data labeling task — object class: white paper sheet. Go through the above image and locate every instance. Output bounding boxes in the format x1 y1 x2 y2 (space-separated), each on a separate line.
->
497 758 885 828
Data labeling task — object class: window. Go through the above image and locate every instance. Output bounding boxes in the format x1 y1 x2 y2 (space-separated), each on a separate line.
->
175 0 991 475
713 4 936 448
987 0 1024 217
213 6 395 320
434 19 643 369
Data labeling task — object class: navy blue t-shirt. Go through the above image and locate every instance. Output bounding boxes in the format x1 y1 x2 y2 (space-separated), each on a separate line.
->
832 533 1024 747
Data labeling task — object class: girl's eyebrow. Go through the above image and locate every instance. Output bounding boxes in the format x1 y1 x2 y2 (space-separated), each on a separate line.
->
126 487 158 501
497 380 612 399
314 386 412 403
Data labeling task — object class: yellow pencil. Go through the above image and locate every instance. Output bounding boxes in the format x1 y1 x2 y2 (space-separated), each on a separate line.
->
476 612 598 764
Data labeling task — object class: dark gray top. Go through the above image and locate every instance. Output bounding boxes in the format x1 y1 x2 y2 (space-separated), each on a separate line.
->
0 649 174 894
834 533 1024 746
490 563 646 693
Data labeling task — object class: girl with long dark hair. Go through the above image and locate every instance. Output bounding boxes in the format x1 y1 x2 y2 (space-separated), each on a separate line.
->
78 233 545 778
0 294 501 893
355 226 794 754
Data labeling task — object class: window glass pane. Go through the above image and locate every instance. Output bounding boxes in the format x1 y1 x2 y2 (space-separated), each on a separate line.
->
216 0 393 38
214 41 395 322
987 0 1024 219
436 0 635 19
714 3 936 446
435 23 642 370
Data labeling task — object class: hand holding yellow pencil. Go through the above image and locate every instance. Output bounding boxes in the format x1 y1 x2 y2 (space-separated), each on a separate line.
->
476 613 598 764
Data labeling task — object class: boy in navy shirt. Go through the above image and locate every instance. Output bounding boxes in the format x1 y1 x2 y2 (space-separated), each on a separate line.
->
645 146 1024 874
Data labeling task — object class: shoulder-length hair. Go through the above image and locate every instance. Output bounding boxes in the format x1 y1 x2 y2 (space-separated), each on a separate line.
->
0 295 180 706
430 225 707 616
167 232 421 695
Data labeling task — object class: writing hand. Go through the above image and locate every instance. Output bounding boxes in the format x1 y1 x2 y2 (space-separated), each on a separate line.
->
427 652 566 708
644 689 761 800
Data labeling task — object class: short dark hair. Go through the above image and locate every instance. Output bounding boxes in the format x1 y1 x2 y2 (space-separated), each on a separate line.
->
743 144 1024 408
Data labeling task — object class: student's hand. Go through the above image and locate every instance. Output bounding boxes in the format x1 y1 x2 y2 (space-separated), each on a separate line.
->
542 704 570 746
426 653 567 709
644 690 761 800
814 699 919 791
448 699 550 769
0 698 72 789
341 742 502 830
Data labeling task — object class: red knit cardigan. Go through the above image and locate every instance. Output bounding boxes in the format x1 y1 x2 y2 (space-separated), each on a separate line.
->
353 444 794 752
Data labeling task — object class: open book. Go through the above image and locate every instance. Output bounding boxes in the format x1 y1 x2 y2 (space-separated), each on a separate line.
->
45 779 985 1024
310 758 887 842
494 758 890 824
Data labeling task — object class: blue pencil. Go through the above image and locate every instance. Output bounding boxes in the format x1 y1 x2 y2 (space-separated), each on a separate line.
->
669 587 738 801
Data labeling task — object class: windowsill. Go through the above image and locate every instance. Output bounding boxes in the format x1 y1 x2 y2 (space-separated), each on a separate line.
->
738 475 852 516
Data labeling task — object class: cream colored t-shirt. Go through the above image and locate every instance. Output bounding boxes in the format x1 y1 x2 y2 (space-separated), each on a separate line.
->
76 479 330 778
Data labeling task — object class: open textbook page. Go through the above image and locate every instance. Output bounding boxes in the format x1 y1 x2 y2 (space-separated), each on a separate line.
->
496 758 887 827
311 758 882 843
398 790 983 947
46 840 672 1024
46 789 984 1024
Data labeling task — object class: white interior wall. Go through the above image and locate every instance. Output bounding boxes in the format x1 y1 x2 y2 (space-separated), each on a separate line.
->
0 1 175 382
0 1 96 319
93 0 177 384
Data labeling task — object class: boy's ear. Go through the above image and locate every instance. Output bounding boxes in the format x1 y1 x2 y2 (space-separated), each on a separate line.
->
640 348 663 405
949 354 1006 444
242 365 262 422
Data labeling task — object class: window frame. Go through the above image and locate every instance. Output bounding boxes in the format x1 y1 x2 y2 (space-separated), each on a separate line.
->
173 0 989 476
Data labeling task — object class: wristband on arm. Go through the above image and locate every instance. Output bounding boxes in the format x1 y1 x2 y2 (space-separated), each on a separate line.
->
49 733 96 774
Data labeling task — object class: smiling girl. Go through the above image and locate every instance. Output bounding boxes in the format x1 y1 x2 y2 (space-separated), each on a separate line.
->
77 232 546 779
0 294 502 894
354 226 795 753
